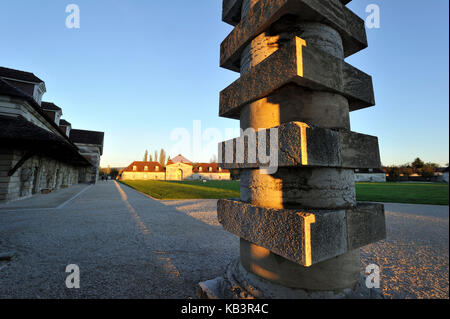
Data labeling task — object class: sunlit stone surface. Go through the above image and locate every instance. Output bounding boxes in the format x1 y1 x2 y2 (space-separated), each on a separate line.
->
198 0 386 299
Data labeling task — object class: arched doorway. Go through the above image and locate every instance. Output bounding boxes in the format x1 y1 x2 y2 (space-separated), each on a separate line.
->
176 169 183 181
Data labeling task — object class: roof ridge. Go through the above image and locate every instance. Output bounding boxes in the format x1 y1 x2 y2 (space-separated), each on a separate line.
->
0 66 44 83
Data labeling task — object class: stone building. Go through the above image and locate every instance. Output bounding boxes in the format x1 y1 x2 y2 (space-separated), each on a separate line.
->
354 168 387 182
70 129 105 184
192 163 230 181
119 155 231 181
120 162 166 181
165 160 194 181
0 66 104 202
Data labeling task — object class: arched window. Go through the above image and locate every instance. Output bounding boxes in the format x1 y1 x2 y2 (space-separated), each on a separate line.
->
155 166 159 171
199 167 203 172
133 166 137 171
144 166 148 171
209 167 213 172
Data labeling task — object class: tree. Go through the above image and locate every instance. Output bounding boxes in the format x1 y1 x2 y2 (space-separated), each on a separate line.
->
421 164 436 179
387 166 400 181
110 168 119 179
154 151 158 164
159 149 166 166
399 166 413 177
412 158 424 171
144 150 148 162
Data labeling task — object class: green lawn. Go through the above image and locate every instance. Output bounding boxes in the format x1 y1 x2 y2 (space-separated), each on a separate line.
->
355 182 449 206
120 180 240 200
121 180 449 205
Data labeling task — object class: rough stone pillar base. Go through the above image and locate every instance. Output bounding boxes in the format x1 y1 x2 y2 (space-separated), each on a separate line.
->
197 259 384 299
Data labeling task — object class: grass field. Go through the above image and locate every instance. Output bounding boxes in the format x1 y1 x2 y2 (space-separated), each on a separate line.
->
121 180 449 205
355 182 449 206
120 180 240 200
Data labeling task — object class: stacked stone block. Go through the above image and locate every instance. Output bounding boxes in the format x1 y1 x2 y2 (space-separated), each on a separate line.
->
213 0 386 297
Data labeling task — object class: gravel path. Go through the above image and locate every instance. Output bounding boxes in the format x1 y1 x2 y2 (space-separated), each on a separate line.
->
0 181 448 299
0 181 238 298
361 203 449 299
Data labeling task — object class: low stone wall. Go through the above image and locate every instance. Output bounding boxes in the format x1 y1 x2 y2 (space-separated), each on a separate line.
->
0 148 83 202
355 173 386 183
189 173 231 181
121 172 166 181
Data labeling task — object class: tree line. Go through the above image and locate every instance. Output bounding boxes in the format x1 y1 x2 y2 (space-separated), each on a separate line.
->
143 149 169 167
383 158 447 179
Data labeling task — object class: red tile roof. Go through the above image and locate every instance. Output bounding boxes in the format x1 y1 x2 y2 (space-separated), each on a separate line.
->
193 163 229 173
170 154 192 164
123 161 165 173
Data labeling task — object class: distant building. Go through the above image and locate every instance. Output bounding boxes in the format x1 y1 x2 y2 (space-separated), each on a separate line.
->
443 168 449 183
70 129 104 184
120 162 165 181
0 66 104 202
165 159 194 181
191 163 230 181
354 168 386 182
436 167 449 183
119 155 231 181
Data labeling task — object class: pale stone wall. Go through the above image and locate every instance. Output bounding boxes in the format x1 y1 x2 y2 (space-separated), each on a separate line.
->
165 163 193 181
0 149 20 202
355 173 386 183
121 172 165 181
0 148 81 203
120 169 231 181
74 144 102 184
190 173 231 181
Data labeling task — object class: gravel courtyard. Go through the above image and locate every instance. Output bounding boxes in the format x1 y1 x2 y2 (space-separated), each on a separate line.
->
0 181 448 299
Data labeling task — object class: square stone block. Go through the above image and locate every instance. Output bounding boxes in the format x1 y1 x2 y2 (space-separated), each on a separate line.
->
223 0 352 26
220 36 374 119
221 0 367 72
346 203 386 250
218 121 381 170
218 199 386 267
222 0 243 26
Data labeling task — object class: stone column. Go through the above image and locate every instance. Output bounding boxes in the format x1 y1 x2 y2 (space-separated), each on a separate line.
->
199 0 386 299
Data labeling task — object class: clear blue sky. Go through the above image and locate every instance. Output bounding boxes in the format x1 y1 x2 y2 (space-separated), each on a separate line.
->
1 0 448 167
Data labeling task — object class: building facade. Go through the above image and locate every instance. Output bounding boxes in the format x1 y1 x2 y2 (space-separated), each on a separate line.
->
119 155 231 181
120 162 166 181
354 168 387 182
0 66 104 202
